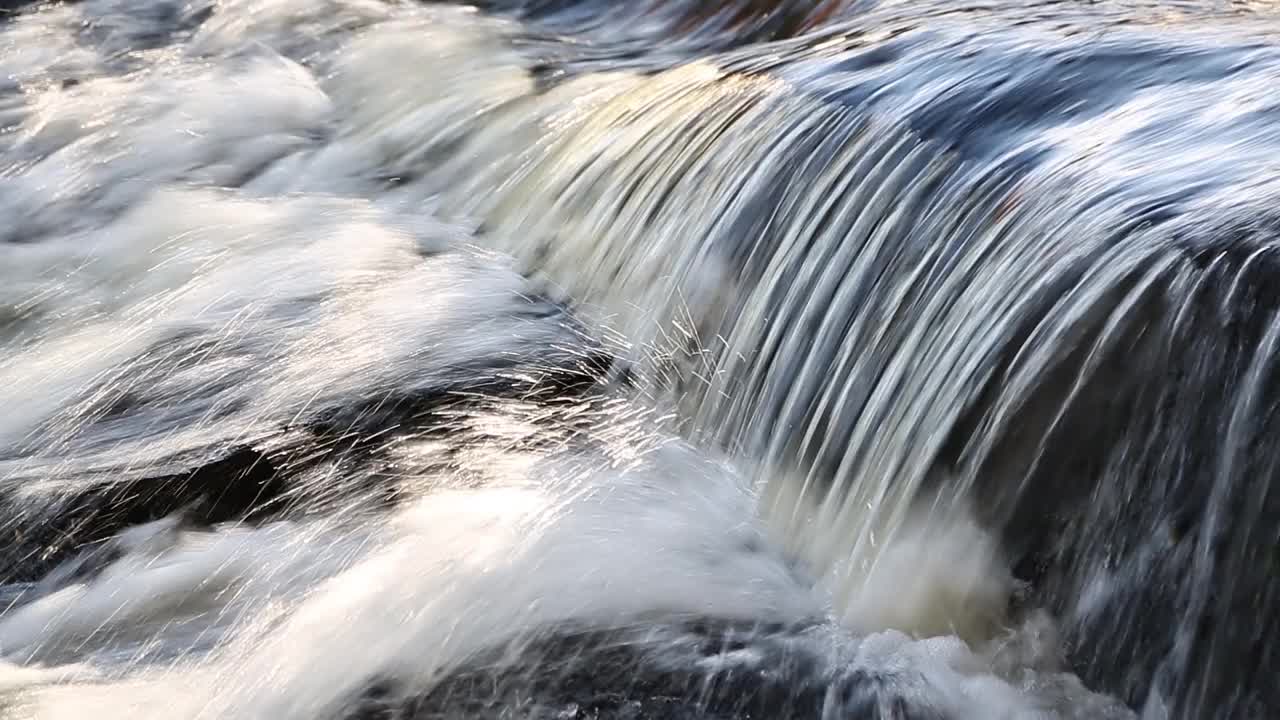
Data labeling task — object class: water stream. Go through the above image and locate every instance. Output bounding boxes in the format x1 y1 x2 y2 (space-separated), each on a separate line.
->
1 1 1277 718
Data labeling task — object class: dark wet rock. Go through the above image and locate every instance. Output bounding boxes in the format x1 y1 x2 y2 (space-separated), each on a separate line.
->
943 224 1280 717
27 514 192 598
343 621 952 720
0 445 286 584
0 367 627 586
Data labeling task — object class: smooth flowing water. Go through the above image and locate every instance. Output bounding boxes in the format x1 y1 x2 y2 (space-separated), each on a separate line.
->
1 1 1277 718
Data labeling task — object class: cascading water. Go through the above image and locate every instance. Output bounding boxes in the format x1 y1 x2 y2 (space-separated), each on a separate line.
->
0 0 1277 718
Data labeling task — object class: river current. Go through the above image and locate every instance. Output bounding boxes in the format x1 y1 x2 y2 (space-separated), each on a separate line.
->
1 1 1278 718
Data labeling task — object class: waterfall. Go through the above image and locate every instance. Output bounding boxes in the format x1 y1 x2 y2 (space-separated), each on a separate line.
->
0 1 1277 718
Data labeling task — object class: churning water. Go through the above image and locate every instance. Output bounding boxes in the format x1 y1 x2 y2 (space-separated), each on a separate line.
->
1 0 1278 718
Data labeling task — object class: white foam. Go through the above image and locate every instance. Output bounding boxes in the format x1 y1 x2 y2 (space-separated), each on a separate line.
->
0 430 1128 719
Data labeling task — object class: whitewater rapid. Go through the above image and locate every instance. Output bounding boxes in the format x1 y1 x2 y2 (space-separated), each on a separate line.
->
1 0 1278 718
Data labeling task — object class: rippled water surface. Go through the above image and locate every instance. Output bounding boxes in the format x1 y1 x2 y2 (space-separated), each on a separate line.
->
1 1 1278 718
